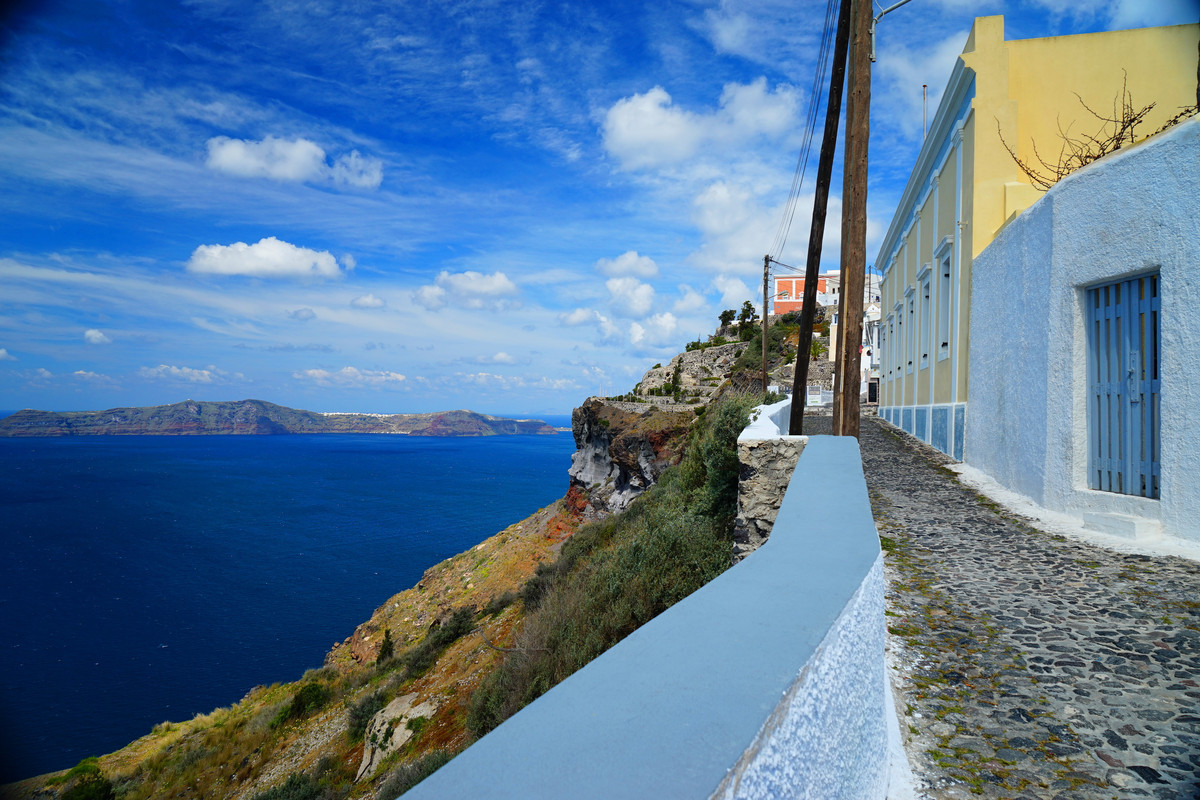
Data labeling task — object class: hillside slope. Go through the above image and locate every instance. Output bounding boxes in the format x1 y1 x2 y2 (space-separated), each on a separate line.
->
0 400 555 437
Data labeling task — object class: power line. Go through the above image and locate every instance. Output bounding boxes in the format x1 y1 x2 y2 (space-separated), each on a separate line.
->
768 0 840 261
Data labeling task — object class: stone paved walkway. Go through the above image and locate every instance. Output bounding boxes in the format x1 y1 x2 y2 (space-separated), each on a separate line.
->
823 416 1200 799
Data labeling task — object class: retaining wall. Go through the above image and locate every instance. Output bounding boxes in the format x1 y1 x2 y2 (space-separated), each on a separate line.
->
404 401 891 799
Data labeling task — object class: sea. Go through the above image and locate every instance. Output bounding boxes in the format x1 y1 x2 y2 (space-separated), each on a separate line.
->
0 418 576 783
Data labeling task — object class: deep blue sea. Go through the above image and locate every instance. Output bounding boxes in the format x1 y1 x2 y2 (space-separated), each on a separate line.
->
0 422 575 783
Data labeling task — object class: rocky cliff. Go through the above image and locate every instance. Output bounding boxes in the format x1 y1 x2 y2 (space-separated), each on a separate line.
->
0 400 556 437
567 398 695 517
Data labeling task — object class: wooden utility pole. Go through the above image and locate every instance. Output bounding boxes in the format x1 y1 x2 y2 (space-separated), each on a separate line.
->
761 254 770 398
831 0 871 438
788 0 853 435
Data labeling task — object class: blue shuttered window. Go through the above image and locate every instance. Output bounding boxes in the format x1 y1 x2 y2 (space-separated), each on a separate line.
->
1086 273 1160 498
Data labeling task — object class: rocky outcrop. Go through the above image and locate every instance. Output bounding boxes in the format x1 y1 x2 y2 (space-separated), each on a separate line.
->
732 437 806 560
568 398 695 517
637 342 746 402
356 694 439 781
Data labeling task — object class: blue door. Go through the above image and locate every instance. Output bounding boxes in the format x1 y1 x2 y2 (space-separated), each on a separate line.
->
1086 274 1160 498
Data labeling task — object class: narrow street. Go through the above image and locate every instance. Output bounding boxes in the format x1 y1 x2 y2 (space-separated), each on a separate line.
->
829 416 1200 799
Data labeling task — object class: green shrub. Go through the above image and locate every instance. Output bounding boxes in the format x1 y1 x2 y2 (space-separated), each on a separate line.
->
467 394 756 737
250 773 325 800
347 690 388 741
397 607 476 679
272 682 333 728
62 772 115 800
375 751 454 799
481 590 519 617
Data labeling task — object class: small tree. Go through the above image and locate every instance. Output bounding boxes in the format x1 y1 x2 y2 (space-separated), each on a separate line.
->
718 309 736 329
377 628 394 663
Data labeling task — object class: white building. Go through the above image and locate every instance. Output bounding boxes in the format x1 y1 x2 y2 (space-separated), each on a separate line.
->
964 118 1199 542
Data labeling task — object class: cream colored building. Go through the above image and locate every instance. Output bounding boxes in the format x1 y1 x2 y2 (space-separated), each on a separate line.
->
876 15 1199 459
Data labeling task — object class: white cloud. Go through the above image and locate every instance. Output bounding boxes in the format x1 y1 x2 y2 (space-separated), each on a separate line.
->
289 307 317 321
84 328 112 344
330 150 384 189
188 236 341 279
413 284 447 310
413 270 519 310
596 250 658 278
629 312 678 348
605 276 656 317
873 32 968 142
713 275 753 308
1106 0 1199 27
139 364 219 383
206 136 326 182
73 370 114 382
0 348 15 361
478 352 517 364
293 366 406 387
341 254 357 270
602 78 799 170
205 136 384 189
558 308 619 343
673 285 707 314
455 372 579 391
351 293 386 309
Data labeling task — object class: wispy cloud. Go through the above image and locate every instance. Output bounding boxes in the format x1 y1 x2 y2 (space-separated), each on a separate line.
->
139 364 226 383
293 366 406 387
84 329 112 345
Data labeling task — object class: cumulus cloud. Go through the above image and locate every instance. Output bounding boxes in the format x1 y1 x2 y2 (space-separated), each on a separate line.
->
0 348 15 361
84 328 112 344
558 308 619 343
412 270 519 310
629 313 678 348
602 78 798 170
294 366 406 387
713 275 754 308
673 285 708 314
205 136 384 189
351 294 386 309
596 250 658 278
289 307 317 321
139 364 220 383
188 237 341 279
605 276 656 317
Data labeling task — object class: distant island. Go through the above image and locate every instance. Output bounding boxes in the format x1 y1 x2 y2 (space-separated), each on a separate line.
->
0 399 557 437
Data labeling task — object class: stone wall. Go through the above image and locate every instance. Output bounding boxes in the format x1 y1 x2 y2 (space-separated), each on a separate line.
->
733 438 804 560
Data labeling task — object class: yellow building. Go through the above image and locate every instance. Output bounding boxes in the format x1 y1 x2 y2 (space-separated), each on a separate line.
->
876 16 1198 458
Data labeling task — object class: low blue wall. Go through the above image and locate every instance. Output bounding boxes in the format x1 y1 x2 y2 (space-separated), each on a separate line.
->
404 434 887 799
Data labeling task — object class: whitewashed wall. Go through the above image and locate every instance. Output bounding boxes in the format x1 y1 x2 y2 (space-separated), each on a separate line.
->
965 119 1200 542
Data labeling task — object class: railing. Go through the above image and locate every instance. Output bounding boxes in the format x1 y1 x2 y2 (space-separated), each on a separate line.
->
404 401 894 799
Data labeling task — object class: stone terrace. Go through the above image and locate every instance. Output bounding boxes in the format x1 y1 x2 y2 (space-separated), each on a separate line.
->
810 416 1200 799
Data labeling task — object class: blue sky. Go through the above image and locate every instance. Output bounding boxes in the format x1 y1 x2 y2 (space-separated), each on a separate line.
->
1 0 1195 415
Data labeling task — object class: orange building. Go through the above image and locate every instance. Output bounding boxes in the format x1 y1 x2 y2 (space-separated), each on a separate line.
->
773 275 827 314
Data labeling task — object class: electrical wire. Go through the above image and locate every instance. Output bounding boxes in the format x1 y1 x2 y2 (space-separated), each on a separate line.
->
767 0 840 261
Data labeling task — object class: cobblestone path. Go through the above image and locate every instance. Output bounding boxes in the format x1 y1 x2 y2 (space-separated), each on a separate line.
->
841 416 1200 799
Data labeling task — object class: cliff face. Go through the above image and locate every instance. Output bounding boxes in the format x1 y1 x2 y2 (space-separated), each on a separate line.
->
567 398 695 517
0 400 556 437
